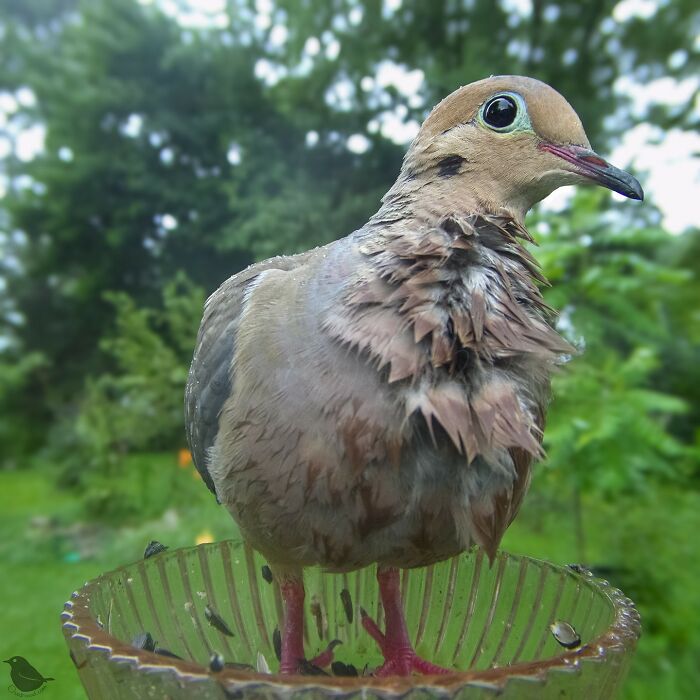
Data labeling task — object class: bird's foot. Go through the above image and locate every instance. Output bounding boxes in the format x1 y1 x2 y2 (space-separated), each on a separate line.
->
360 607 452 677
310 640 341 669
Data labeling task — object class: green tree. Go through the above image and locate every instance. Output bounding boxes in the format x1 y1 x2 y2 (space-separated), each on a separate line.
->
56 273 203 477
528 190 695 557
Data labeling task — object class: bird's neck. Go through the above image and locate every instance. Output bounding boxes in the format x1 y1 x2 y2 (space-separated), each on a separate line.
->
371 166 529 230
336 188 571 386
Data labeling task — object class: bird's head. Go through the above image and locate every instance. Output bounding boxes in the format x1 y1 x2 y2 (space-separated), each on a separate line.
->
405 75 643 219
4 657 19 665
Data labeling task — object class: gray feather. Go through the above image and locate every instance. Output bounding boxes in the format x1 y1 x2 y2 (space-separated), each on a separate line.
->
185 253 318 498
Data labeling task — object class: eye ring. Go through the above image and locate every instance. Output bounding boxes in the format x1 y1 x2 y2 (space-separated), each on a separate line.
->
479 92 530 133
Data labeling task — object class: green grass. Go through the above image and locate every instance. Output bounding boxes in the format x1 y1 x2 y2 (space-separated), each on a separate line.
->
503 487 700 700
0 457 233 699
1 457 698 698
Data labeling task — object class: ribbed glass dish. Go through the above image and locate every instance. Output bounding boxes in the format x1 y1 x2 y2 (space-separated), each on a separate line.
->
62 542 640 699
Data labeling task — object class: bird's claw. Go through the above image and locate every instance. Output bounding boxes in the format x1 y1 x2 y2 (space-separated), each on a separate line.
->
371 650 454 677
360 608 452 677
309 639 341 668
359 607 385 645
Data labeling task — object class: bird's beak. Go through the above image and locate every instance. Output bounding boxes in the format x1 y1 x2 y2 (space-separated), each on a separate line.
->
540 143 644 201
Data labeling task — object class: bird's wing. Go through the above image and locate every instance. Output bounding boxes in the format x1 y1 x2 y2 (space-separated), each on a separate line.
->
185 250 320 497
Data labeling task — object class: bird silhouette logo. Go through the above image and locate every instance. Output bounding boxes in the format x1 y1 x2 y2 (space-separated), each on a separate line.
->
4 656 54 696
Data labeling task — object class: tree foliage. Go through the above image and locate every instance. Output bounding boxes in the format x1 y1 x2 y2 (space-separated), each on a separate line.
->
54 274 203 491
533 191 695 494
0 0 697 514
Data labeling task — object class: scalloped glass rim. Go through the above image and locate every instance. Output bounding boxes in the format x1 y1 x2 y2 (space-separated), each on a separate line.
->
61 543 641 697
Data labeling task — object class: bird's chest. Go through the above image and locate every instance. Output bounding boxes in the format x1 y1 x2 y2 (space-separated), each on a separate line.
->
222 223 564 569
328 253 550 389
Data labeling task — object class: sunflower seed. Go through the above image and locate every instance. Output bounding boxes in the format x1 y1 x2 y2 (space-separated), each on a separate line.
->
144 541 168 559
550 620 581 649
340 588 353 623
272 627 282 661
205 605 235 637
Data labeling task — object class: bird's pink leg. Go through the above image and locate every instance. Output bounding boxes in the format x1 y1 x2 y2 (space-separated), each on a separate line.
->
278 578 338 674
361 567 453 676
279 578 306 674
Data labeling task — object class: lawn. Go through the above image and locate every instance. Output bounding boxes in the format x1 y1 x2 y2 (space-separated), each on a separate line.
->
0 458 233 700
1 456 698 699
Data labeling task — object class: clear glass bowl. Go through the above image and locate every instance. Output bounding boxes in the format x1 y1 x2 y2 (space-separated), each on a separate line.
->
62 542 640 699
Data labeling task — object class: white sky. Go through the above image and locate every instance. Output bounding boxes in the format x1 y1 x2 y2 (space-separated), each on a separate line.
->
1 0 698 233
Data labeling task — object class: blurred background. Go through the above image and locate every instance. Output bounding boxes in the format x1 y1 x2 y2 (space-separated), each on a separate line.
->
0 0 698 697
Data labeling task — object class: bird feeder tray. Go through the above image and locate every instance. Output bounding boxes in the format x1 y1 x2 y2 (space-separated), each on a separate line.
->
62 541 640 699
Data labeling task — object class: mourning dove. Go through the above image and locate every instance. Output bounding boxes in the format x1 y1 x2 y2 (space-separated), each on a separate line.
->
185 76 643 676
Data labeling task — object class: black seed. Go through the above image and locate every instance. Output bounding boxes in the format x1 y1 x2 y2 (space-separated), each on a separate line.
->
340 588 353 623
224 662 256 672
144 541 168 559
332 660 358 677
205 605 235 637
132 631 156 652
297 659 329 676
310 597 323 638
272 627 282 661
154 647 182 659
261 565 273 584
209 652 225 672
437 154 465 178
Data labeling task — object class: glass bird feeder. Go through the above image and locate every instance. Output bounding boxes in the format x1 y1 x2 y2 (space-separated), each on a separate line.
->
62 542 640 699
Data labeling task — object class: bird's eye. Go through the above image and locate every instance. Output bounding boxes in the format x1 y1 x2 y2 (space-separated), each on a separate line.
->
482 95 518 130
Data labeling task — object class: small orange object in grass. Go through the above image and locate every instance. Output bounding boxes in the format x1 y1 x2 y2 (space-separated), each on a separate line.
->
178 448 192 468
196 530 214 546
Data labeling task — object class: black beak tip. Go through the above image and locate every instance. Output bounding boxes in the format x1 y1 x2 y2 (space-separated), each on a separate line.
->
621 176 644 202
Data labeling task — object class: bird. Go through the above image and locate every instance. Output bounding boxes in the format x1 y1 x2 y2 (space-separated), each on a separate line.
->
185 75 643 676
4 656 54 692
